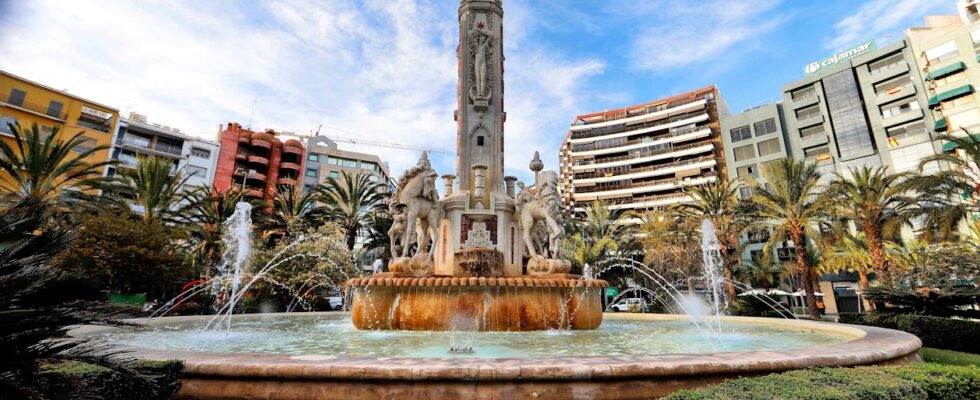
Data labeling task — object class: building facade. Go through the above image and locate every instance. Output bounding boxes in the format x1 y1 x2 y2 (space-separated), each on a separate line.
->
907 1 980 139
559 86 729 217
781 40 941 180
106 113 219 190
0 70 118 195
213 122 305 201
302 136 391 193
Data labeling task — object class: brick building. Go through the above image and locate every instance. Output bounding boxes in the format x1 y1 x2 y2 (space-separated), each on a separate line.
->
213 122 305 201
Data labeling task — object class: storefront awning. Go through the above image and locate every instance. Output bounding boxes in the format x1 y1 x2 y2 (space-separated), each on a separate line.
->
929 84 975 108
925 62 966 81
942 134 980 152
934 118 947 132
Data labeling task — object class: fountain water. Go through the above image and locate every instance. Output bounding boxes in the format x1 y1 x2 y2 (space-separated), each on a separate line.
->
700 220 729 328
209 202 253 329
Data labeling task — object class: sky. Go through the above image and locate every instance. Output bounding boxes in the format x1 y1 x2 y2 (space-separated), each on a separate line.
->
0 0 958 183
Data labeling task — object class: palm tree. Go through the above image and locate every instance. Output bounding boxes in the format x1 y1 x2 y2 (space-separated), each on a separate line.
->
733 252 785 290
100 155 192 225
363 212 394 265
263 184 323 241
751 158 833 319
316 171 386 250
819 230 875 290
563 201 638 274
183 186 267 274
908 132 980 240
0 122 112 208
674 179 756 301
827 166 914 279
638 208 702 292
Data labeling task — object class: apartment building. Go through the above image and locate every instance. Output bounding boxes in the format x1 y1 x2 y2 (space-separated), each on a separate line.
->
302 136 392 194
907 0 980 141
558 86 728 217
0 70 118 195
782 39 941 179
106 113 219 190
213 123 305 201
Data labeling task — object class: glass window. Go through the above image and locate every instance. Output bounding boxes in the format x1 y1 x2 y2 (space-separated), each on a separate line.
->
341 158 357 168
736 164 758 179
71 136 96 154
191 147 211 159
7 88 26 107
738 186 754 199
369 175 378 183
753 119 777 136
308 154 319 162
329 171 339 179
873 74 912 95
305 168 317 177
733 144 755 162
39 125 54 139
867 53 904 74
0 115 17 134
791 86 816 101
804 145 831 162
477 136 485 146
729 126 751 143
823 69 875 160
800 124 825 139
880 100 920 119
795 105 821 120
757 138 781 156
886 120 926 139
327 157 340 165
185 165 207 178
46 101 64 118
924 41 958 65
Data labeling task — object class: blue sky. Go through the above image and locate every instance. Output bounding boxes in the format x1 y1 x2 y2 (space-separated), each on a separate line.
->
0 0 957 183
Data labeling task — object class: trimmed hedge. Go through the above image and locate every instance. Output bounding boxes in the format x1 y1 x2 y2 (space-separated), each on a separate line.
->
35 359 182 400
839 313 979 354
666 364 980 400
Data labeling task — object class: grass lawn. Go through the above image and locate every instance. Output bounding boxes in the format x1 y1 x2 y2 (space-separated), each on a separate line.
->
921 347 980 366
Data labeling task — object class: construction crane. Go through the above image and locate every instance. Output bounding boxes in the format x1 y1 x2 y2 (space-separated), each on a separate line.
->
290 124 451 155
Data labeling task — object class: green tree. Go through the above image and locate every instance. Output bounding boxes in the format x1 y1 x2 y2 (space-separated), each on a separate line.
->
827 166 914 279
56 212 193 298
99 155 192 225
563 201 638 274
674 179 756 300
262 184 323 241
183 187 267 276
0 122 111 208
317 171 386 250
363 211 394 266
751 158 833 319
733 251 785 290
818 230 876 290
638 209 702 292
908 132 980 240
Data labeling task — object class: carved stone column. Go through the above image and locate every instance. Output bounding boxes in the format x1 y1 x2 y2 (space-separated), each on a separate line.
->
442 174 456 197
504 176 517 197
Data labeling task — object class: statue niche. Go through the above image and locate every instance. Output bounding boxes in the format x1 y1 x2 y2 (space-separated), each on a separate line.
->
388 152 442 276
468 14 493 105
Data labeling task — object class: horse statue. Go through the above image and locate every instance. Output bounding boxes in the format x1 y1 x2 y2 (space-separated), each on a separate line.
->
388 152 441 276
515 170 570 274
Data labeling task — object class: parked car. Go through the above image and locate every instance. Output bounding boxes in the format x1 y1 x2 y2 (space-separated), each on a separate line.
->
327 296 344 311
609 298 647 312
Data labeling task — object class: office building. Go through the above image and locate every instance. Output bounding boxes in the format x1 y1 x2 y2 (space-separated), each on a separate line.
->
0 70 118 195
302 136 391 193
558 86 728 217
106 113 219 190
213 122 305 201
907 0 980 139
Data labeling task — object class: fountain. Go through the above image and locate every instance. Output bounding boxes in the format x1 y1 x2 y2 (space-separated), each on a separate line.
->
72 1 923 398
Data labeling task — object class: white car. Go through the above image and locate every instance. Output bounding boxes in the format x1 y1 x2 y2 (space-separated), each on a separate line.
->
609 298 647 312
327 296 344 311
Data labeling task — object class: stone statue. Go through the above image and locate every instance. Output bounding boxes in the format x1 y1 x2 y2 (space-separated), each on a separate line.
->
469 25 492 102
514 169 570 275
388 152 442 276
387 203 410 259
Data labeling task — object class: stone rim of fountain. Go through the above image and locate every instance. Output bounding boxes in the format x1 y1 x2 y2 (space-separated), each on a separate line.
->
72 312 922 383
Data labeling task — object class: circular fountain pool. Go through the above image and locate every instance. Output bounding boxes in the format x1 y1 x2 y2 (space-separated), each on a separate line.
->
73 312 922 399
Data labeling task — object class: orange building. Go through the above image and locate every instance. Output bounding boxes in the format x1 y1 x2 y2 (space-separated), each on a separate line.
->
213 123 305 201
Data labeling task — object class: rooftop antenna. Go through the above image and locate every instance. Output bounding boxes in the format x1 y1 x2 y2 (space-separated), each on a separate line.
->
246 98 257 130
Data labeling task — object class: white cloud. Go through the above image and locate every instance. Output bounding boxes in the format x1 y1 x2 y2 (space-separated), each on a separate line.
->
0 0 606 184
824 0 952 50
626 0 786 71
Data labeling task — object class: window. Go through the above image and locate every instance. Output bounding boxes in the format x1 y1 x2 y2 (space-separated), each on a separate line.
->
341 158 357 168
757 138 781 156
795 105 821 121
122 133 151 148
804 145 831 162
880 100 920 119
308 154 319 162
327 156 340 165
154 138 182 156
477 136 485 146
191 147 211 159
873 74 912 96
46 100 63 118
736 164 758 179
39 125 54 139
867 53 904 74
738 186 754 199
362 161 379 172
886 120 926 139
924 41 958 65
942 93 975 108
753 119 777 136
790 86 816 101
77 105 113 133
329 171 339 179
185 165 207 178
71 136 96 153
0 115 17 134
7 88 26 107
305 168 317 177
800 124 825 139
369 175 378 183
733 144 755 162
729 126 751 143
934 71 966 88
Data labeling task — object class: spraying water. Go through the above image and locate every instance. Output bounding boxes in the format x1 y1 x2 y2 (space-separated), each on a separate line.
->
700 220 728 328
210 202 254 329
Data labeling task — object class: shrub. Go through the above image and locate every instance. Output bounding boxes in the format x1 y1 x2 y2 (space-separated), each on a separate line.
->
839 313 979 354
36 359 182 400
665 364 980 400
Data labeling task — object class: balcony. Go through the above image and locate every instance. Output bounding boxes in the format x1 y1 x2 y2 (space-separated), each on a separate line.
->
0 93 67 121
573 141 714 171
248 155 269 165
282 145 304 156
570 125 712 157
575 156 716 184
278 177 297 186
800 133 829 148
280 162 300 171
571 98 707 131
235 153 248 161
244 189 263 198
875 84 916 106
790 93 819 109
569 111 710 143
880 109 923 128
251 138 272 150
869 61 909 83
796 114 824 128
238 135 250 144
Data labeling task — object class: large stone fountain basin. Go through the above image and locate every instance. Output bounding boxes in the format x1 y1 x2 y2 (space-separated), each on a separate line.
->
72 313 922 399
